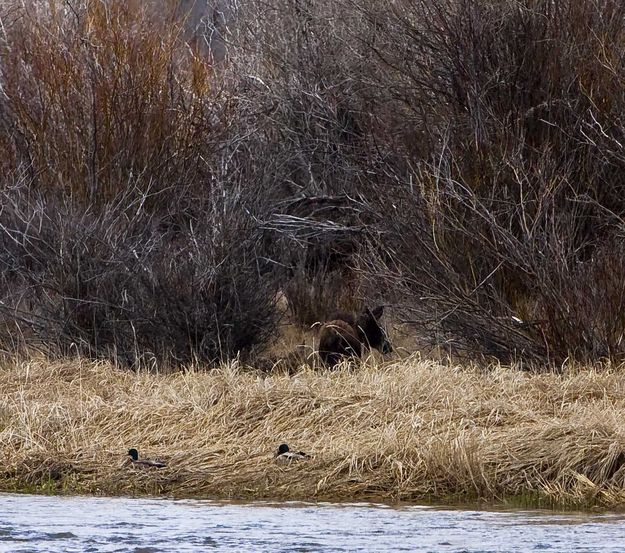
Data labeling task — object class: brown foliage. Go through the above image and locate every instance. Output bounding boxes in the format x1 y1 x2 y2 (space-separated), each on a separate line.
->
0 1 227 204
2 0 625 366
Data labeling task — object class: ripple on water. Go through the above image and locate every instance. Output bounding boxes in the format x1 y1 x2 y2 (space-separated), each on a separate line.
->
43 532 77 540
1 494 625 553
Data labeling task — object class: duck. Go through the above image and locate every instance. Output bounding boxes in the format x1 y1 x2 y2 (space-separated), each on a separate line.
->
274 443 309 463
127 448 166 468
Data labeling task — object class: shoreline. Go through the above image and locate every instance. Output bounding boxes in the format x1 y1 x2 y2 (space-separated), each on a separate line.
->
0 489 599 516
2 357 625 511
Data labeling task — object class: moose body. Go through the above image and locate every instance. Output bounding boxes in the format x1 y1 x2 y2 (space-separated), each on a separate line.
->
318 306 391 367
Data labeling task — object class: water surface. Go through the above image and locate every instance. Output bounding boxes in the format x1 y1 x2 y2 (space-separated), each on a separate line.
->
1 493 624 552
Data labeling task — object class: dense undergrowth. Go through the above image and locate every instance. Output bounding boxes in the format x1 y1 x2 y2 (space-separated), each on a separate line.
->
0 0 625 367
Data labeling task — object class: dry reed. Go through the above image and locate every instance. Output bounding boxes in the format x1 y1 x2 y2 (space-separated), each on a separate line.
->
2 356 625 509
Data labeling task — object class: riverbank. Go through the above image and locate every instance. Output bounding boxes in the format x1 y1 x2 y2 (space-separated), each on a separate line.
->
1 357 625 509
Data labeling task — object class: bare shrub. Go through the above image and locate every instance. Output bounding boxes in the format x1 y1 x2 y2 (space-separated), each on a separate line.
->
0 184 279 366
281 266 355 327
4 0 625 367
0 0 288 366
260 195 375 325
356 0 625 365
0 0 227 204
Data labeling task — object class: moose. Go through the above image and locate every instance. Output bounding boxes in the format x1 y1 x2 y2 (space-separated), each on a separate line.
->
318 306 392 367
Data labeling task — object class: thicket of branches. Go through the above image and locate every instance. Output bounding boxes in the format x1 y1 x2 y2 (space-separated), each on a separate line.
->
0 0 283 365
355 0 625 365
0 0 624 367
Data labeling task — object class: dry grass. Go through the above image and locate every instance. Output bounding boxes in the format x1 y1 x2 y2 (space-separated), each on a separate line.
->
2 357 625 509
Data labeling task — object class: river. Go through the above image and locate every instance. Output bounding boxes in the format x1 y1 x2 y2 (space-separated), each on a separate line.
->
1 493 624 552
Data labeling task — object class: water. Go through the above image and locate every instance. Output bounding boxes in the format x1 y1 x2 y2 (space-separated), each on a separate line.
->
1 493 625 552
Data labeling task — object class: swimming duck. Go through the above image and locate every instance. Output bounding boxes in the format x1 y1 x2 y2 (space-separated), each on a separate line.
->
127 448 166 468
275 443 309 463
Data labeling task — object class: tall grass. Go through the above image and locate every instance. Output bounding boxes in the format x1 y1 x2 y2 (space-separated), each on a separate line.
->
2 357 625 508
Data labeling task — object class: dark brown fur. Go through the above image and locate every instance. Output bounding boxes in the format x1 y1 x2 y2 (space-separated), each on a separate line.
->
318 306 391 367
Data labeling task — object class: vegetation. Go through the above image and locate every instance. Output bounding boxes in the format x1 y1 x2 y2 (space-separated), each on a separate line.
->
2 357 625 509
0 0 625 366
1 0 625 512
